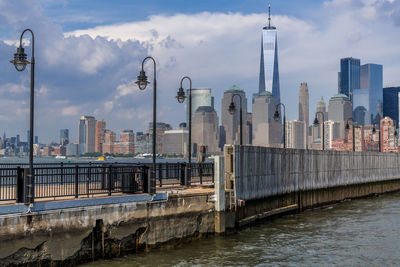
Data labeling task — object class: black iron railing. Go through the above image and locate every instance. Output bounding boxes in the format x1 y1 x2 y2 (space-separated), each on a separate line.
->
0 162 214 203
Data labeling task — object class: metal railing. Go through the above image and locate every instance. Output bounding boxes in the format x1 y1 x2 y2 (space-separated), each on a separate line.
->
0 162 214 203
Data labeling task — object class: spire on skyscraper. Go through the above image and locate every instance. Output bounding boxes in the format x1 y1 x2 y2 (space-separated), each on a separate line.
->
268 3 271 28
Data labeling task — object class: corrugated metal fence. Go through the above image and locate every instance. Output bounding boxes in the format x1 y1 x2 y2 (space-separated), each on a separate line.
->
229 146 400 201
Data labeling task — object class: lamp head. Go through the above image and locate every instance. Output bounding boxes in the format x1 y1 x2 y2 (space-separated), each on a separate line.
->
135 70 149 90
10 46 29 72
176 87 186 103
313 117 319 127
273 109 280 122
228 102 236 115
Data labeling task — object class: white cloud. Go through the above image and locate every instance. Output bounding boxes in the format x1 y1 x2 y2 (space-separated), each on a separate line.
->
1 0 400 143
61 105 80 116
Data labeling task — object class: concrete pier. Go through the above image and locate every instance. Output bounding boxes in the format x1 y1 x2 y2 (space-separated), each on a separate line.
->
2 146 400 265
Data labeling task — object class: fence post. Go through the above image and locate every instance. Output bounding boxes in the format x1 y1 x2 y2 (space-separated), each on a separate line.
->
75 165 79 198
108 166 112 196
143 166 149 193
16 167 24 203
180 163 186 186
24 167 34 204
60 162 64 185
199 163 203 185
158 163 162 188
87 163 91 197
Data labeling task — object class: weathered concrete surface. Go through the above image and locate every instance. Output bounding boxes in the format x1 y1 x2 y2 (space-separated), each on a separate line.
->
0 190 215 266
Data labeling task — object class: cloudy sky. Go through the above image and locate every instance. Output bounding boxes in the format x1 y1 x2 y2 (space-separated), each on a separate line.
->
1 0 400 143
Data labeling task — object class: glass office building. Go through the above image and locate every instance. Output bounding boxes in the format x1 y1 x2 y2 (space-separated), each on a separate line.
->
383 87 400 125
353 64 383 125
258 5 280 103
339 57 360 102
186 88 214 128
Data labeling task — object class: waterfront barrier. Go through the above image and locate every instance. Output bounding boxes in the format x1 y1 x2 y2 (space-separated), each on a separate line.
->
226 145 400 202
0 162 214 203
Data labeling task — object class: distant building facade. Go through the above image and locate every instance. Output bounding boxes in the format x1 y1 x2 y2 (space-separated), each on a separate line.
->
286 120 306 149
328 94 352 138
221 85 249 145
380 117 397 152
383 87 400 125
339 57 360 102
353 64 383 125
187 88 214 127
162 130 189 155
95 120 106 153
192 106 220 154
78 115 96 154
252 91 281 147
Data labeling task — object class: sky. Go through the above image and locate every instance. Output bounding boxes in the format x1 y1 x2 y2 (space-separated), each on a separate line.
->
1 0 400 143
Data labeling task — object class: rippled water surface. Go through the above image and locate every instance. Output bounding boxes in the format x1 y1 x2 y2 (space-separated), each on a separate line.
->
83 192 400 266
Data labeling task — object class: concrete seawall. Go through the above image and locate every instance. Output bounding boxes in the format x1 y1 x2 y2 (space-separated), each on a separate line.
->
2 147 400 265
0 191 215 266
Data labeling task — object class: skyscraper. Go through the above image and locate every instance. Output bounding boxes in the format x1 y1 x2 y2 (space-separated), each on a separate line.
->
95 120 106 153
353 63 383 125
328 94 353 138
298 83 309 127
252 91 281 147
221 85 249 145
258 4 280 102
186 88 214 129
60 129 69 146
383 87 400 124
339 57 360 102
192 106 220 154
78 116 96 154
286 120 306 149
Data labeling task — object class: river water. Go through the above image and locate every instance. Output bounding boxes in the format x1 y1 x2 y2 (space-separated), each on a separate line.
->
83 192 400 266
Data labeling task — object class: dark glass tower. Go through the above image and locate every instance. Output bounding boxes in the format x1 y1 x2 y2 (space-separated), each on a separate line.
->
339 57 360 102
383 87 400 124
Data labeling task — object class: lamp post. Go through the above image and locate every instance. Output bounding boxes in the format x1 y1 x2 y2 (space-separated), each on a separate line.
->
228 94 243 146
10 29 35 203
274 103 286 148
176 76 192 185
372 124 381 152
135 56 156 194
313 111 325 150
346 118 355 152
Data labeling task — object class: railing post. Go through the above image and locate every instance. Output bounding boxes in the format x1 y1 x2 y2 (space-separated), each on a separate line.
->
87 164 91 198
16 167 24 203
199 163 203 185
159 163 162 188
180 163 186 186
60 162 64 185
24 167 34 204
108 166 112 196
143 166 149 193
75 165 79 198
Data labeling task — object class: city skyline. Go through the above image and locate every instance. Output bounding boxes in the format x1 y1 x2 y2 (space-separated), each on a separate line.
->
1 1 400 143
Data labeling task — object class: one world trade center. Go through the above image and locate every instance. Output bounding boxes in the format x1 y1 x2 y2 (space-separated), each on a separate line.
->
258 4 280 103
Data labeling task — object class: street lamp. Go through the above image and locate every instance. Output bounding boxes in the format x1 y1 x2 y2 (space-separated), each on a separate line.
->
10 29 35 203
346 118 356 152
372 124 381 152
228 94 243 146
176 76 192 185
313 111 325 150
135 56 156 194
274 103 286 148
